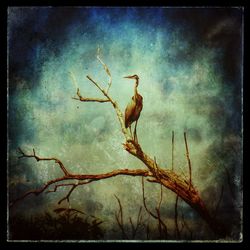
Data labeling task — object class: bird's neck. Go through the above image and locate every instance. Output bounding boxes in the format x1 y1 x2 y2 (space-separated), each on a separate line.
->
134 79 139 97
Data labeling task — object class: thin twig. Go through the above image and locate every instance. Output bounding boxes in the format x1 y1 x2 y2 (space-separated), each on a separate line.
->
46 183 77 194
156 208 168 238
135 207 143 237
141 177 158 219
184 132 192 189
153 156 161 181
181 212 193 239
155 208 162 238
129 217 135 235
46 180 93 195
172 131 174 171
86 75 109 99
58 184 77 204
114 195 129 239
96 47 112 93
174 195 180 239
155 183 166 239
129 206 143 239
72 88 110 103
18 147 70 176
146 217 150 240
142 177 168 238
69 71 110 106
72 97 110 102
157 184 163 211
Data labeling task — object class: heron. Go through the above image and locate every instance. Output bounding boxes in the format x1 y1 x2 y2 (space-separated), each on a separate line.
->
124 74 143 143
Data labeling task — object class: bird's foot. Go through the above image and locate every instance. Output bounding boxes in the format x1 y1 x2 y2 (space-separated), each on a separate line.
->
133 134 139 145
126 138 134 143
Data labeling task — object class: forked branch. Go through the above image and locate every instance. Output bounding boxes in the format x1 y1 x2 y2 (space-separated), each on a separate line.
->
17 147 70 176
72 88 110 103
11 149 151 208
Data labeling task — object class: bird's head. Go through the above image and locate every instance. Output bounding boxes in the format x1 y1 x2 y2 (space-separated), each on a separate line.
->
124 74 139 80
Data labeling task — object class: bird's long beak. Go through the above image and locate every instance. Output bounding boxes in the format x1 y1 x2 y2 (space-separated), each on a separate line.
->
123 75 134 79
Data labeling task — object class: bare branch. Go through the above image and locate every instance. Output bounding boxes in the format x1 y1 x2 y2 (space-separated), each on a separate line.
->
69 58 131 142
141 177 158 219
114 195 124 226
146 218 150 240
172 131 174 171
142 177 168 238
114 195 129 239
18 147 70 176
10 163 151 208
84 74 131 141
155 183 168 238
136 207 143 234
46 183 76 194
181 212 193 239
129 217 135 234
46 180 94 195
86 75 110 98
153 156 160 179
129 206 143 239
97 47 112 93
184 132 192 189
155 207 168 239
157 184 163 211
156 183 168 239
155 208 162 238
174 195 180 239
9 176 67 208
72 88 110 103
58 184 77 204
69 68 110 103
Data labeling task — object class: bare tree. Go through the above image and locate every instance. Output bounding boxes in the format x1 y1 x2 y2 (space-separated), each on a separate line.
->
10 50 229 238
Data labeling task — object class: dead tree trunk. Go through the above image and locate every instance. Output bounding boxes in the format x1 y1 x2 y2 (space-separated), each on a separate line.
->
123 140 228 237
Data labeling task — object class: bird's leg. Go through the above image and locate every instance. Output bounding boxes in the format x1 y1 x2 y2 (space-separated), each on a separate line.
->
129 126 133 138
134 120 138 144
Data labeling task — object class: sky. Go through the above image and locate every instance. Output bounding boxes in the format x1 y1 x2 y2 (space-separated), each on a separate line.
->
7 7 243 240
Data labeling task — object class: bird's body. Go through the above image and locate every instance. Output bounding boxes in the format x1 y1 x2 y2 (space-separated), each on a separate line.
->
124 74 143 142
125 94 143 128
